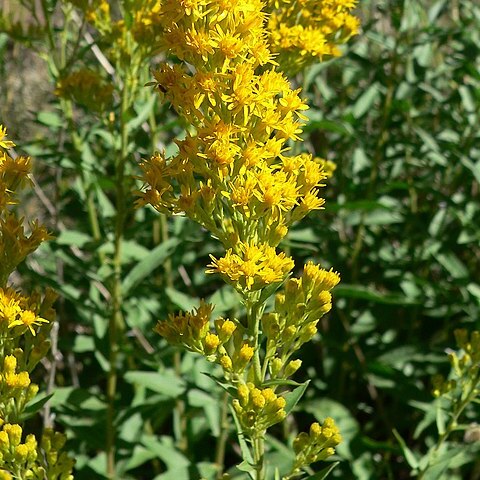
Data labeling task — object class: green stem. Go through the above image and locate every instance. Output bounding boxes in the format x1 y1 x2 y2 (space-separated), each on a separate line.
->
253 434 266 480
106 70 130 480
247 294 264 385
173 350 189 453
246 293 266 479
215 391 230 478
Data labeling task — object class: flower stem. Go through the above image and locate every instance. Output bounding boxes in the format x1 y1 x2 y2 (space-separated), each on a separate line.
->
246 292 266 478
215 391 230 478
417 374 480 480
106 70 130 480
253 433 266 480
246 293 264 385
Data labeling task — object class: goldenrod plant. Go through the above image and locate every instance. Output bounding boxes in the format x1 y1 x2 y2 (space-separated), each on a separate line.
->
0 125 74 479
137 1 358 478
4 1 480 478
394 329 480 480
265 0 359 75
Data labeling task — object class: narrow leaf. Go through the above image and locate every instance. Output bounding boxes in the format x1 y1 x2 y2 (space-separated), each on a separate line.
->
122 238 180 295
306 461 339 480
283 380 310 416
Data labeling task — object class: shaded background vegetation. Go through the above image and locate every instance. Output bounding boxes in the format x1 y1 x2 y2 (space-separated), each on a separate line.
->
1 0 480 478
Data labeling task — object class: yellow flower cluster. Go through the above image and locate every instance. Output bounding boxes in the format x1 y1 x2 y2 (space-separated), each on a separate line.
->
0 422 74 480
0 288 50 337
432 329 480 398
0 126 74 478
155 302 258 375
292 418 342 471
265 0 360 74
0 126 51 285
233 383 286 435
261 262 340 373
137 1 329 263
154 301 217 353
0 423 37 469
55 69 113 112
1 356 31 391
67 0 163 63
207 242 294 292
140 1 347 466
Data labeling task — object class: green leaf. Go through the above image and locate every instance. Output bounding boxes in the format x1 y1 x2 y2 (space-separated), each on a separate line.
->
461 156 480 184
435 252 468 279
421 446 469 480
153 467 190 480
334 284 419 305
37 111 63 128
208 286 240 316
304 118 353 136
352 83 380 119
305 462 339 480
187 389 221 436
124 445 156 471
73 335 95 353
166 287 200 311
435 399 446 435
127 94 157 133
230 406 254 472
142 435 190 470
56 230 92 248
393 429 419 469
283 380 310 416
201 372 237 397
21 392 54 421
467 283 480 302
262 378 303 388
124 370 186 398
122 238 180 295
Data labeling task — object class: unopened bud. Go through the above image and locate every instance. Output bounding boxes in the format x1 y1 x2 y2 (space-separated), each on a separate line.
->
270 357 283 377
219 355 232 371
285 359 302 377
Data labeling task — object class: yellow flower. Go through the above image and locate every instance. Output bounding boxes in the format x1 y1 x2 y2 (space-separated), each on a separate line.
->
232 383 287 433
207 242 294 291
0 288 22 325
0 125 15 150
8 309 49 336
265 0 359 74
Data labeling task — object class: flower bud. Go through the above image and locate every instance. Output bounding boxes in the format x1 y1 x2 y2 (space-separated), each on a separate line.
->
236 344 254 370
310 422 322 438
285 359 302 377
219 355 232 371
216 318 236 342
283 325 297 342
204 333 220 354
251 389 265 410
299 322 317 343
270 357 283 377
261 313 280 339
293 432 309 453
14 444 29 463
237 384 250 407
5 424 22 446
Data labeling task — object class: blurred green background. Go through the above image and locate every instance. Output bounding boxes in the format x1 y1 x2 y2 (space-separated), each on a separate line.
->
1 0 480 478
